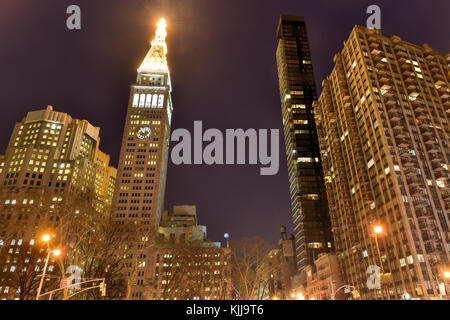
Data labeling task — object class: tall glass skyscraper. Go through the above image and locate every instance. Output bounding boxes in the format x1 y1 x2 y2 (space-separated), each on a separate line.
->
276 15 334 271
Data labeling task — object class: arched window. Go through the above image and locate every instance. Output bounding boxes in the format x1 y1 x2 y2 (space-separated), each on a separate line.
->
158 95 164 108
151 94 158 108
132 93 139 107
139 94 145 107
145 94 152 108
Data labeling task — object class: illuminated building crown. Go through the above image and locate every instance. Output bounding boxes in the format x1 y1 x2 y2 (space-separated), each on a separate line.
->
138 18 168 72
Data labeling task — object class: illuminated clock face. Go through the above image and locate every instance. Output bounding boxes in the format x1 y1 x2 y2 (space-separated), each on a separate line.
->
136 126 152 140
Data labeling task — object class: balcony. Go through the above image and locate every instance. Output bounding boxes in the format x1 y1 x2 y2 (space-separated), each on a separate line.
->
410 187 425 197
416 113 428 121
413 199 428 209
393 130 406 139
415 207 430 218
396 139 409 148
404 167 417 176
425 143 439 153
371 48 382 56
413 104 425 112
402 159 416 167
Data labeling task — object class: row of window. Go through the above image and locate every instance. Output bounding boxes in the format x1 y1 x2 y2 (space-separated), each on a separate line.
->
132 93 165 108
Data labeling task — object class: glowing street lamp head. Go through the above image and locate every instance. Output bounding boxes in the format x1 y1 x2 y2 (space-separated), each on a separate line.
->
271 296 279 300
52 249 61 257
42 234 51 242
296 292 305 300
444 271 450 279
374 225 383 234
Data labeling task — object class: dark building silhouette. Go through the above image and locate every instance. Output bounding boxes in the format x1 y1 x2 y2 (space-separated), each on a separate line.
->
276 15 334 271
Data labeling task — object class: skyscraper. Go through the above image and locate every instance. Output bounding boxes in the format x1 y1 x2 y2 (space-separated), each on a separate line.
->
314 25 450 299
110 18 173 299
276 15 334 271
0 106 116 299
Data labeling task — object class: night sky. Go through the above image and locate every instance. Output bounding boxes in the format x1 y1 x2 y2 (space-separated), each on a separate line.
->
0 0 448 246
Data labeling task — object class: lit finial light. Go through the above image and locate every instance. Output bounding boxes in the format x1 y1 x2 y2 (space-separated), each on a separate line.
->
138 17 169 72
42 234 51 242
155 18 167 42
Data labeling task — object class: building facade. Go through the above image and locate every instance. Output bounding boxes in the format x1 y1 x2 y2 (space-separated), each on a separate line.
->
276 15 334 271
110 19 173 299
301 253 344 300
0 106 116 299
259 229 297 300
146 206 232 300
314 25 450 299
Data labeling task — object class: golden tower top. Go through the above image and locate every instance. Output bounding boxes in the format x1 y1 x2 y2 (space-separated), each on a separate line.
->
138 18 168 72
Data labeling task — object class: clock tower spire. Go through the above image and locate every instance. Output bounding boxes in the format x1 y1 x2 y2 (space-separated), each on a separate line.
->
138 18 168 73
111 18 173 299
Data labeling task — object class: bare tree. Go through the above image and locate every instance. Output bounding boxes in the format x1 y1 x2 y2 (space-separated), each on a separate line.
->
146 243 231 300
0 240 59 300
230 237 279 300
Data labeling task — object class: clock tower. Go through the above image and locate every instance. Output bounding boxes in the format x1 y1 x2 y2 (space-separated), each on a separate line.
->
111 18 173 299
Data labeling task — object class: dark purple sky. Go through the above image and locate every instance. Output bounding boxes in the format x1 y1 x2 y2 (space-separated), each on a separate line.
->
0 0 448 246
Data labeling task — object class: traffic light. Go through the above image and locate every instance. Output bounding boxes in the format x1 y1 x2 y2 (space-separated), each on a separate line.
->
351 290 360 299
99 282 106 297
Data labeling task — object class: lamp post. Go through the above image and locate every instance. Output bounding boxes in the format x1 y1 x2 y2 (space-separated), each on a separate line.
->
224 233 229 248
36 234 60 300
373 225 391 300
434 269 450 299
373 226 383 274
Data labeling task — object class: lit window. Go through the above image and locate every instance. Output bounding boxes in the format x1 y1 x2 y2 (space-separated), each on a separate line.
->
145 94 151 107
437 180 445 188
139 94 145 107
158 95 164 108
152 94 158 108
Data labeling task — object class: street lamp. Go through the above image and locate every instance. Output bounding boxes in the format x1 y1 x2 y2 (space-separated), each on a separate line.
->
36 234 60 300
373 225 384 273
295 292 305 300
373 225 391 300
224 233 229 248
374 225 383 235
